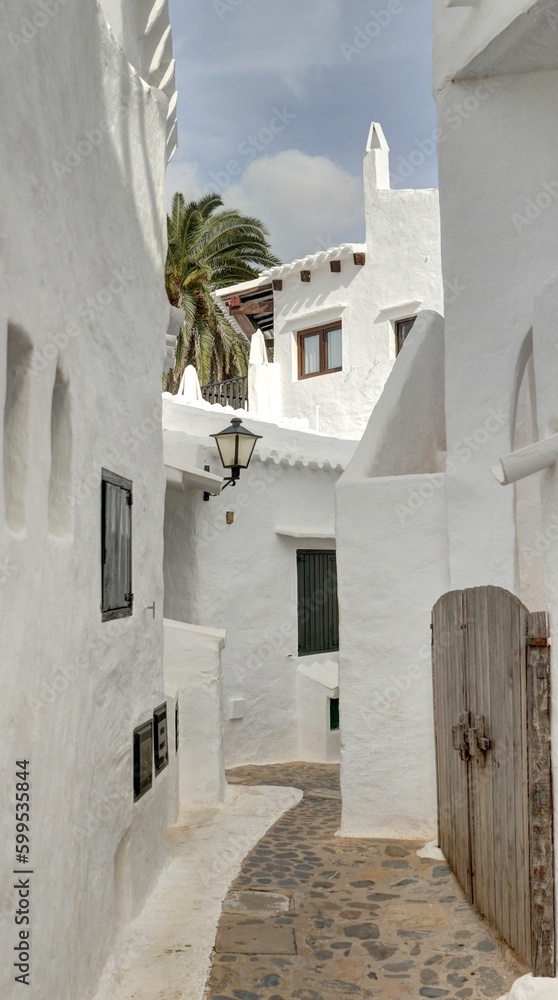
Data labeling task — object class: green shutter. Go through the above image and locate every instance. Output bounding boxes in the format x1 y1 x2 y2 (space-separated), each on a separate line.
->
297 550 339 655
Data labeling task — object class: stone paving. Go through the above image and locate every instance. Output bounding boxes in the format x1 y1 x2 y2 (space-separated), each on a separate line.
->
205 763 527 1000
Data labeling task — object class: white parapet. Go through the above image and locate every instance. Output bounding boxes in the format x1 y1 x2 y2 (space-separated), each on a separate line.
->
248 359 281 424
297 658 340 763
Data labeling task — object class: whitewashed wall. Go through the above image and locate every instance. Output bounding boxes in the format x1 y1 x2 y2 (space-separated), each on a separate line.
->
297 660 340 763
435 65 558 595
265 125 443 440
0 2 173 998
162 400 355 767
98 0 178 160
164 619 226 819
433 0 558 92
336 312 448 837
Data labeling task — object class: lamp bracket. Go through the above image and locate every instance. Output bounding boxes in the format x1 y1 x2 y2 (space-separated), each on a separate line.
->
203 466 240 501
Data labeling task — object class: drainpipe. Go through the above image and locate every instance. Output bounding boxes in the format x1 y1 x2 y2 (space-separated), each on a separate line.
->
491 433 558 486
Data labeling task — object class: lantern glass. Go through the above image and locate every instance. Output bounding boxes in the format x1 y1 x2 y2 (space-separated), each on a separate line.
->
211 417 262 472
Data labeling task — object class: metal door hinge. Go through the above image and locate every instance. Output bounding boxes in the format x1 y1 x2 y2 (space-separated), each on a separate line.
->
526 636 550 647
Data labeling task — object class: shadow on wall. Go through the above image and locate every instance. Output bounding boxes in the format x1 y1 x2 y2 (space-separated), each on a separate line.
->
3 324 32 533
342 310 446 482
48 365 74 539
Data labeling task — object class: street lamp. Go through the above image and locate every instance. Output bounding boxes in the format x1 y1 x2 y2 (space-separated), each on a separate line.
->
204 417 262 499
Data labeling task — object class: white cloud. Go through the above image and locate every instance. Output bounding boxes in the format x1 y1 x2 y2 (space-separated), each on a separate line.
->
166 148 365 263
225 149 364 262
167 0 439 210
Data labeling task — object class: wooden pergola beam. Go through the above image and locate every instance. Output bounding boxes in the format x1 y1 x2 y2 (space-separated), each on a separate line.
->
229 310 256 340
229 297 274 316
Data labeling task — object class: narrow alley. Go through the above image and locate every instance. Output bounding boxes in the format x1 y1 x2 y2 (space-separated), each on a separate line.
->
206 764 527 1000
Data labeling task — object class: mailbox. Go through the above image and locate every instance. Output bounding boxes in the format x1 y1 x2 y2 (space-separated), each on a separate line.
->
154 703 169 774
133 720 153 801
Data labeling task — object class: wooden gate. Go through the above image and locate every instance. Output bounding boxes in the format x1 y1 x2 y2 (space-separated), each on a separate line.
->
432 586 554 975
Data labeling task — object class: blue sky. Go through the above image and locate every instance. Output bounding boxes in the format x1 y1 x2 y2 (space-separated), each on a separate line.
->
167 0 437 261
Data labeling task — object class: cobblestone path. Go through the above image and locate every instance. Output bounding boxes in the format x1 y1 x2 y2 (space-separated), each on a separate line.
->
205 763 527 1000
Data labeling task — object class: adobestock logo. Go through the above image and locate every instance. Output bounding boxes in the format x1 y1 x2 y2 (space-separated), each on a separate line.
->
30 268 132 374
192 108 296 200
512 181 558 234
390 80 502 187
396 407 508 525
9 0 75 51
51 121 114 180
340 0 414 63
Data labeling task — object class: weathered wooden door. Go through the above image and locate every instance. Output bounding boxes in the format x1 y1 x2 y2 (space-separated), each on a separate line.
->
432 586 554 976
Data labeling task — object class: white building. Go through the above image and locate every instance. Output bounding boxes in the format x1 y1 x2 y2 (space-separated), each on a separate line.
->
1 2 180 998
163 124 444 772
162 398 355 767
214 123 443 440
337 1 558 992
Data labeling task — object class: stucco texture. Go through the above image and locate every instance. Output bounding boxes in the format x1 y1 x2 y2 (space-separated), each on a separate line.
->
1 2 172 997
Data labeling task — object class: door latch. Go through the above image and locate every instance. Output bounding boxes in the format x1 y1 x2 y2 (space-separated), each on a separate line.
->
452 713 470 761
468 715 491 767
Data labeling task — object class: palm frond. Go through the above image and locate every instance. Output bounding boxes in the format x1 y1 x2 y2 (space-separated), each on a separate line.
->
164 191 281 389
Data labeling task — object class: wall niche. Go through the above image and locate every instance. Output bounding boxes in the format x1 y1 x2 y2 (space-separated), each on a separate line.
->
4 324 32 533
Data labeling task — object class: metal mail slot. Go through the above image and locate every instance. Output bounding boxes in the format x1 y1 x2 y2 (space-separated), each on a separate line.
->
154 702 169 774
133 720 153 801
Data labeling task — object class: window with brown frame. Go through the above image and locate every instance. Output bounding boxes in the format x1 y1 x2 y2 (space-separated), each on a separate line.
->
298 323 342 379
395 316 417 355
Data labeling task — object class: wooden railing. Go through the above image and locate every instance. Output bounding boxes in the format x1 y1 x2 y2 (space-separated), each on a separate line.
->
201 376 248 410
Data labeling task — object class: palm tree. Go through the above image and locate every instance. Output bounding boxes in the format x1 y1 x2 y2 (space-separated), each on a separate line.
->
164 192 281 392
